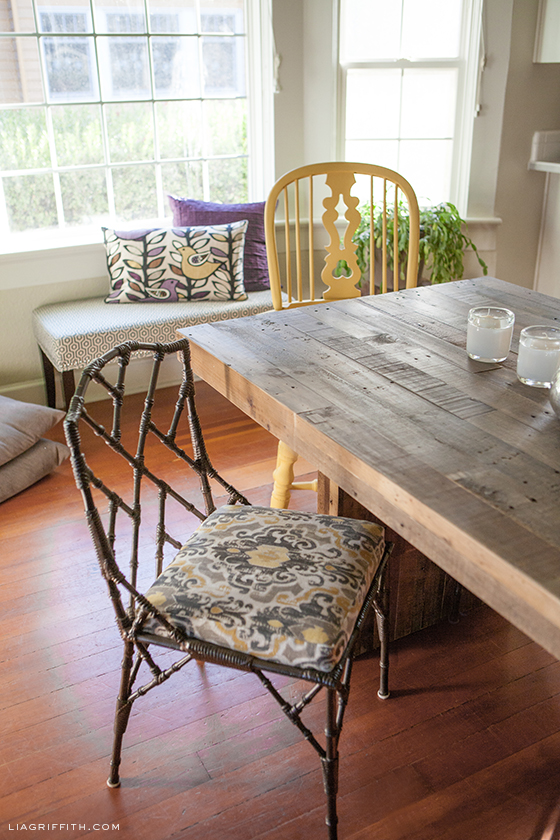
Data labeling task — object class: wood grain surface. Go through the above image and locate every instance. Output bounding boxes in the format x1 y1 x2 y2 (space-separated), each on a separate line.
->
180 277 560 658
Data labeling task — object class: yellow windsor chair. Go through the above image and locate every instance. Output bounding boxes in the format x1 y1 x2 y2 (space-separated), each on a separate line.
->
265 161 420 509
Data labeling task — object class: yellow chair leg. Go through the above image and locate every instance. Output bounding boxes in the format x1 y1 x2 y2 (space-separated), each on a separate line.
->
270 440 298 508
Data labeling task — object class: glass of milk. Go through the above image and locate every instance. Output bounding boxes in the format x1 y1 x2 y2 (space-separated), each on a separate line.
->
517 325 560 387
467 307 515 363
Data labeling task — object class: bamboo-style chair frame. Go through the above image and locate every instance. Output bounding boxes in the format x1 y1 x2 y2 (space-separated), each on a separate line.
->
64 339 392 840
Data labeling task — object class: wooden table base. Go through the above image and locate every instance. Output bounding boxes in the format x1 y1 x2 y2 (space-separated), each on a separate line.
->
318 474 480 645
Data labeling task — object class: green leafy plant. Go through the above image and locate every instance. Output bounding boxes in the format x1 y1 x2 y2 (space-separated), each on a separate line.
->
341 200 488 285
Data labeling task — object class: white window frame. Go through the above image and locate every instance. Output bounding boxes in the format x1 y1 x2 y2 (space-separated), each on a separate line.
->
337 0 483 215
0 0 274 255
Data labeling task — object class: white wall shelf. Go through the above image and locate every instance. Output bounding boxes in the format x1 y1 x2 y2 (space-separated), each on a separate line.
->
529 129 560 172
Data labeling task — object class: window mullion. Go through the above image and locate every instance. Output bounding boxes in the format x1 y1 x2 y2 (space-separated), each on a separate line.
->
0 178 10 232
195 0 210 201
44 106 65 227
144 0 164 218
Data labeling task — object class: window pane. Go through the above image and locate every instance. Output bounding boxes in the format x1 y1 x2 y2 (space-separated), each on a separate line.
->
1 0 36 32
0 37 43 103
401 0 462 59
346 69 400 140
156 100 202 159
147 2 197 35
37 5 92 34
345 139 399 173
93 0 146 34
401 69 457 139
341 0 401 61
399 139 453 205
204 98 246 155
98 36 150 99
208 156 247 203
112 164 157 219
106 102 154 162
152 36 200 98
52 104 104 166
353 172 399 208
41 35 98 102
202 35 245 96
3 171 57 229
200 1 244 34
0 106 49 168
162 160 203 201
60 167 108 224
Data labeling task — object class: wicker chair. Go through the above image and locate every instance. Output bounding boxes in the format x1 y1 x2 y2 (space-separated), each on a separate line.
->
64 339 392 840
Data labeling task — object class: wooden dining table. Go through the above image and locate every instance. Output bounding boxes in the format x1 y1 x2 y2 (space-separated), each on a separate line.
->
179 276 560 657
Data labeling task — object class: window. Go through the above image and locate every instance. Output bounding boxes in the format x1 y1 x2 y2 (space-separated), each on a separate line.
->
339 0 483 212
0 0 271 246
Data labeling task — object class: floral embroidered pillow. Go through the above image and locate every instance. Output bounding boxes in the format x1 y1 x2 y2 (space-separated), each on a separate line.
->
103 221 248 303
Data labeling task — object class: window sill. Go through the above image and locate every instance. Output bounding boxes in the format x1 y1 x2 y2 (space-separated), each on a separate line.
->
0 218 172 290
0 216 172 259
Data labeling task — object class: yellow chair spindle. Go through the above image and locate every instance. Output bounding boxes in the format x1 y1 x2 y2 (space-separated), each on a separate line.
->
369 176 375 295
295 179 303 302
309 176 315 301
283 186 292 304
394 187 399 291
382 180 388 295
406 189 420 289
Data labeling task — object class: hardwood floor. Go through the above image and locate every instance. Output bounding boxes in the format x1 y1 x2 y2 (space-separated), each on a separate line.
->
1 382 559 840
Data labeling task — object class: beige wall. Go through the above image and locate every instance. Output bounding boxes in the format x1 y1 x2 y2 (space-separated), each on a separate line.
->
494 0 560 288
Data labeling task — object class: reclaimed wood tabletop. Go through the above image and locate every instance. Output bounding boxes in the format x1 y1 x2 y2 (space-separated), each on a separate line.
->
179 277 560 658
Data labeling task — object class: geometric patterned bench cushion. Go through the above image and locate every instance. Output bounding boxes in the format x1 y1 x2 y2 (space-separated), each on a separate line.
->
32 290 275 372
142 505 385 673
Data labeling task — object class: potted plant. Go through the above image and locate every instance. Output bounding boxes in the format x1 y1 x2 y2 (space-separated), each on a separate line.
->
349 201 488 287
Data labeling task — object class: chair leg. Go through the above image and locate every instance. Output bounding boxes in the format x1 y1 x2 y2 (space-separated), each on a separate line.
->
107 640 134 788
39 349 57 408
321 688 340 840
270 440 298 508
373 553 391 700
62 369 76 411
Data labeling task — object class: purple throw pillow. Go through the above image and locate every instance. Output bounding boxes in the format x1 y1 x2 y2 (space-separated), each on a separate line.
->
168 196 269 292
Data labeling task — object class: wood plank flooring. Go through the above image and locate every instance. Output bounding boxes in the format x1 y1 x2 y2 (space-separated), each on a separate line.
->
1 382 559 840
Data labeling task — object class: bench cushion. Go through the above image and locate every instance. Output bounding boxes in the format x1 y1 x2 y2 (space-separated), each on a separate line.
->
32 291 275 372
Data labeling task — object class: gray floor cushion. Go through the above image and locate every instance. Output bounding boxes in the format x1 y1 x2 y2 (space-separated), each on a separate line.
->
0 396 69 502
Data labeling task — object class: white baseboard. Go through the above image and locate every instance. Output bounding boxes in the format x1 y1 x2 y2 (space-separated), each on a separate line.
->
0 354 186 407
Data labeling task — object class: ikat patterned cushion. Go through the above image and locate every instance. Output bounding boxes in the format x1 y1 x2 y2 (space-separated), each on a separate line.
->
143 505 385 673
103 221 248 303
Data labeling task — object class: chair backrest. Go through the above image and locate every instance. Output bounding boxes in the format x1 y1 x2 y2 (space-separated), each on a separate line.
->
264 161 420 311
64 340 248 633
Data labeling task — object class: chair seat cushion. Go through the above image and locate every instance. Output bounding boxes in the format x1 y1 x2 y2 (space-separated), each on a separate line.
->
143 505 385 673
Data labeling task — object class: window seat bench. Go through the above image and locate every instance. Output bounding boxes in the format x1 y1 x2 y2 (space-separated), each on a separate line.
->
32 291 275 409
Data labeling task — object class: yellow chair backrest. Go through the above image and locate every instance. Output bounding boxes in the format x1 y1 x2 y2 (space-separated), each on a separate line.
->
264 161 420 311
